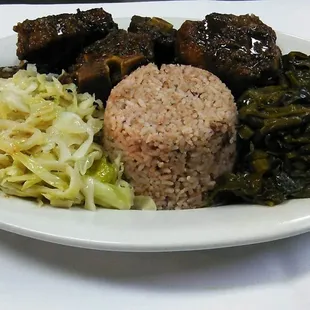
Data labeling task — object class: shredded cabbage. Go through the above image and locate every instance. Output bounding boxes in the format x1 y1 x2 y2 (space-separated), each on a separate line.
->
0 66 149 210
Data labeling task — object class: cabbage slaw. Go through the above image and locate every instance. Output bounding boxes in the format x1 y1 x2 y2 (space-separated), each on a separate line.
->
0 66 155 210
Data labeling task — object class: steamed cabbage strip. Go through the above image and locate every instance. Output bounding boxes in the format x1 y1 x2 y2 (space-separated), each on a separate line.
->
0 67 135 210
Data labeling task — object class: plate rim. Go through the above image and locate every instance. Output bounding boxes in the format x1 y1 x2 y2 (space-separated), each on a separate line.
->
1 18 310 252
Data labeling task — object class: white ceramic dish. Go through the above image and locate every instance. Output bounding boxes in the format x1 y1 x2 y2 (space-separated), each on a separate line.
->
1 17 310 252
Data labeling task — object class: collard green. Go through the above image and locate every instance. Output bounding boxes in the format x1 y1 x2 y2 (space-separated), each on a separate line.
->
205 52 310 207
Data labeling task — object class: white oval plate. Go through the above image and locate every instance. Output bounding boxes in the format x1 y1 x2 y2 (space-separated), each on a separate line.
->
1 18 310 252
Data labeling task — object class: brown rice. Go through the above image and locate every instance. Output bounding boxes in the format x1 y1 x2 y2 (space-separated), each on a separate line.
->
103 63 237 209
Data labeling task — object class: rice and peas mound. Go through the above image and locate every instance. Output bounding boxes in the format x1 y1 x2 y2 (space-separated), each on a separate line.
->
103 64 237 210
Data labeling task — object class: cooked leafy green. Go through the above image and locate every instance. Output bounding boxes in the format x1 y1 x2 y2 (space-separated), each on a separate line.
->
87 157 118 184
205 52 310 207
0 66 138 210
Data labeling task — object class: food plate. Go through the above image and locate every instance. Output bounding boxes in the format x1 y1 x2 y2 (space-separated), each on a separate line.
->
1 17 310 252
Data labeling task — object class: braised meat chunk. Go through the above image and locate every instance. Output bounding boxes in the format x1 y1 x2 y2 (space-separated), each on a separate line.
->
128 16 177 65
0 64 26 79
13 8 118 73
60 29 154 102
176 13 282 97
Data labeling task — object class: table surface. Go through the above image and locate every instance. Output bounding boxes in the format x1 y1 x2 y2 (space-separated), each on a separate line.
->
0 0 154 3
1 1 310 309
